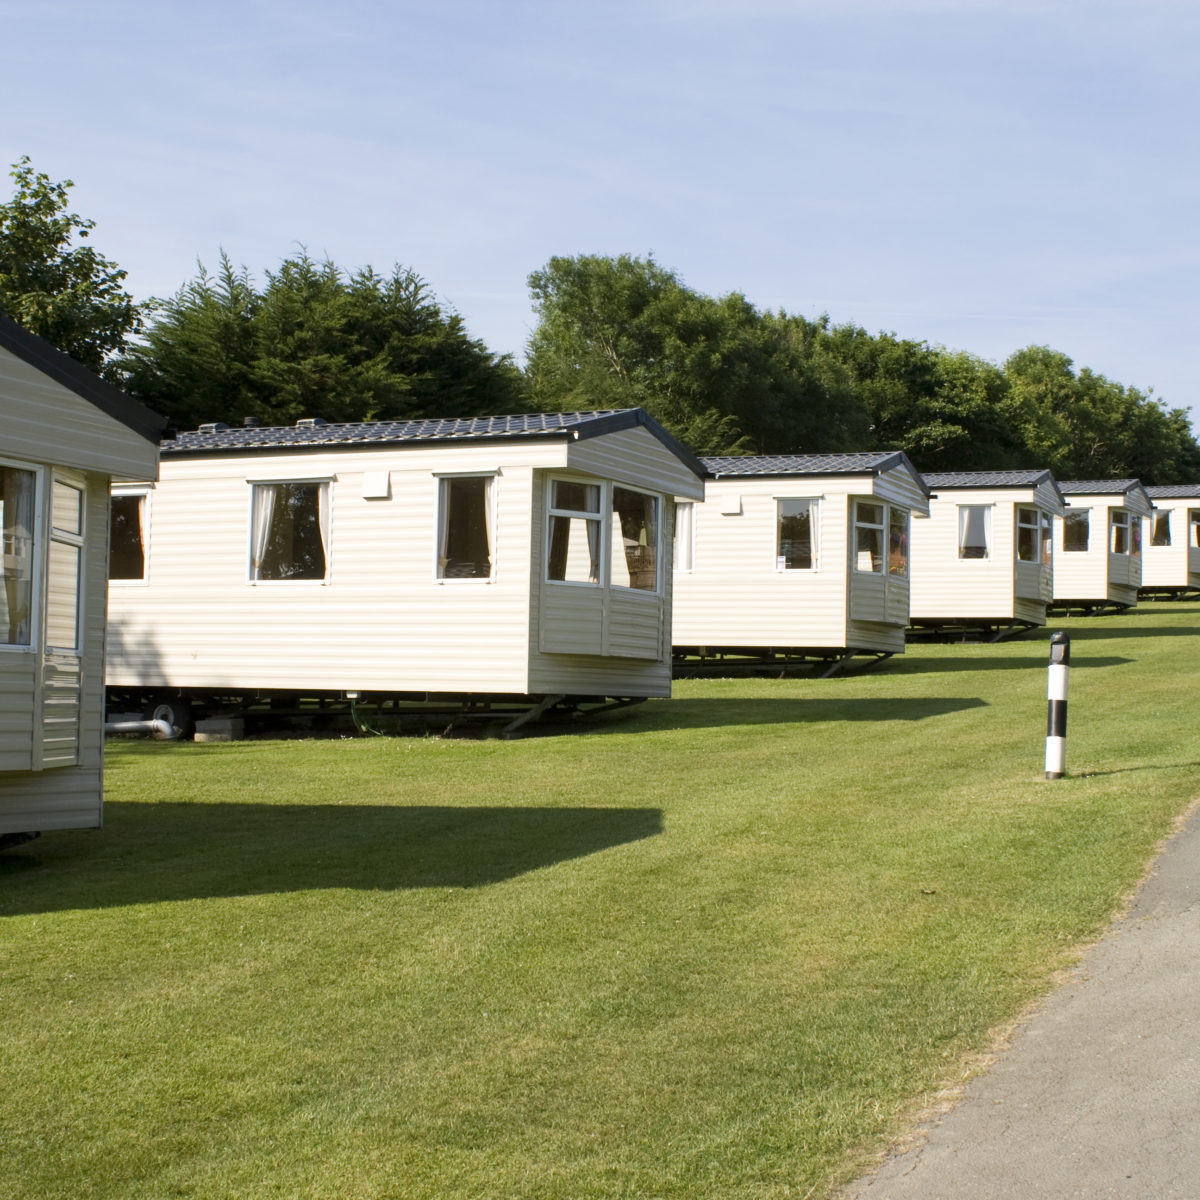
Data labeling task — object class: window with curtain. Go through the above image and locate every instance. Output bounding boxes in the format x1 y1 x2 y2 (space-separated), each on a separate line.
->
110 493 148 580
437 476 493 579
673 501 694 572
855 501 885 572
1041 512 1054 565
46 478 84 652
888 506 909 576
250 482 329 581
958 505 989 559
547 479 601 584
1016 507 1041 562
777 499 817 570
1 463 37 647
611 486 659 591
1151 511 1171 547
1190 510 1200 549
1064 510 1089 551
1110 510 1134 555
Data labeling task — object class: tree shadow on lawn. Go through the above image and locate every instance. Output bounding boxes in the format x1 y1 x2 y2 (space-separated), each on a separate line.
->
1054 624 1200 642
892 653 1133 675
0 803 663 916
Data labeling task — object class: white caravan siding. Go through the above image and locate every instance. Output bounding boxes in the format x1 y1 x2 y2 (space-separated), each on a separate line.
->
1142 499 1200 591
1053 490 1150 606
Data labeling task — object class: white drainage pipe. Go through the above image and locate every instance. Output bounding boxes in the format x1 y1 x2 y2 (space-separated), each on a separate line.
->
104 718 177 740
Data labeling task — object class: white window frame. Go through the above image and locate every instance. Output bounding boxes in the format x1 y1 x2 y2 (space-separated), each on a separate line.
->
853 500 885 574
672 500 695 573
109 485 153 585
957 504 991 560
434 471 497 584
1016 506 1041 564
0 456 44 654
888 505 910 577
1063 509 1090 553
46 472 85 655
776 497 820 572
247 477 333 585
1110 509 1136 556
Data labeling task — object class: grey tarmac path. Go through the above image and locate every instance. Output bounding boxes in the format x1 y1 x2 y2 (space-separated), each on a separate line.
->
842 799 1200 1200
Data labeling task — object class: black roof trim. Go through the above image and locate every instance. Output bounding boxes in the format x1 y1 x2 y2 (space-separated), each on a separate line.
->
0 309 166 443
701 451 929 493
161 407 707 478
921 468 1065 504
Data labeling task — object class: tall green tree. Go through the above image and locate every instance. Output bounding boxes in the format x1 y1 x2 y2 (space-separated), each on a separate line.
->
116 251 527 429
0 156 141 370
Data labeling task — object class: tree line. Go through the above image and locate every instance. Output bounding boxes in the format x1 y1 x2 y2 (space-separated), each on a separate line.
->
4 157 1197 483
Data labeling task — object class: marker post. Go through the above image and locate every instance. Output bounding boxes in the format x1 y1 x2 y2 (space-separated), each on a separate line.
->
1045 631 1070 780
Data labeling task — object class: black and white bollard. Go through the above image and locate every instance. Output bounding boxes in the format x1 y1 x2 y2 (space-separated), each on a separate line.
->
1045 631 1070 779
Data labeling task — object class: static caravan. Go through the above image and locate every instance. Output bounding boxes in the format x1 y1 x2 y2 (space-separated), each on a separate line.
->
0 313 163 841
908 470 1064 639
1140 485 1200 598
1052 480 1153 613
105 409 705 732
671 453 930 673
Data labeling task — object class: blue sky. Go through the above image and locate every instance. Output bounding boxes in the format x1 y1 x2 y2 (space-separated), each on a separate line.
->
5 0 1198 428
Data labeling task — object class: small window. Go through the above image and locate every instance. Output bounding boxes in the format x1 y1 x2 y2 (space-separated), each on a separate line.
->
1111 510 1134 555
1151 512 1171 547
673 501 694 573
612 487 660 591
958 505 989 559
777 499 817 571
47 478 84 652
1064 510 1089 552
110 493 148 580
251 482 329 581
1041 512 1054 565
1 463 37 647
1016 507 1040 563
1190 510 1200 549
888 506 909 576
438 476 493 579
547 479 601 584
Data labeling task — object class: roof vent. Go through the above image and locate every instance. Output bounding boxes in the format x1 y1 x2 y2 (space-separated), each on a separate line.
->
296 417 327 428
197 422 229 434
243 416 261 428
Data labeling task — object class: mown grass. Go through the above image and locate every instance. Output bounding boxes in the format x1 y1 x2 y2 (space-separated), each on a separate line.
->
3 602 1199 1199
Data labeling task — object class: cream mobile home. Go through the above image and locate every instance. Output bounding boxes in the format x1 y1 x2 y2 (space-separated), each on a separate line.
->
1 312 163 842
1140 485 1200 598
105 409 705 732
1052 480 1152 613
671 453 930 673
908 470 1064 639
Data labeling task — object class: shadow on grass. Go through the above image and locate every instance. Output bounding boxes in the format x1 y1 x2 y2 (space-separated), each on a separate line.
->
1055 624 1200 642
0 803 663 915
893 654 1133 674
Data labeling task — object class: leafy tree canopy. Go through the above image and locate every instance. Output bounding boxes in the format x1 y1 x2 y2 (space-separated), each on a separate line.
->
0 156 141 371
116 251 527 430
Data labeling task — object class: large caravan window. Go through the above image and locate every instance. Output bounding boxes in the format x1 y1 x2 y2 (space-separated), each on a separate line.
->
1063 510 1089 551
958 505 989 559
547 480 601 584
612 487 660 591
1016 507 1040 562
888 507 909 576
1110 510 1137 555
1 463 37 647
46 478 84 652
1151 511 1171 547
437 476 493 580
1191 510 1200 549
250 481 329 581
673 502 694 572
854 502 885 573
110 492 148 580
778 499 817 570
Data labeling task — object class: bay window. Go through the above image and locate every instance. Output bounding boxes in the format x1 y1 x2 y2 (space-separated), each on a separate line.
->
888 506 909 576
547 480 602 584
1110 510 1137 555
612 487 659 591
546 478 662 591
1 462 37 647
854 501 885 572
250 481 330 581
1016 507 1040 562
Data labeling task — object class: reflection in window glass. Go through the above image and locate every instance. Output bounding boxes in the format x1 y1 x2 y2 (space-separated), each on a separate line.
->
888 507 909 576
1017 507 1040 562
612 487 659 590
1064 510 1089 552
1151 512 1170 547
438 476 492 579
1 465 36 646
854 502 884 573
1042 512 1054 565
548 480 601 584
958 505 989 559
778 499 816 570
110 494 147 580
251 482 328 581
1111 510 1133 555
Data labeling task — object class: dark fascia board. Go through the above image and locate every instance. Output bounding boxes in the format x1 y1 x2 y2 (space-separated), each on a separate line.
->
567 408 708 481
0 310 166 443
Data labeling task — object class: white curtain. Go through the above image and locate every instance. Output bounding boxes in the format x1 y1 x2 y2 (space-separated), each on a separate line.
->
250 485 277 580
317 483 330 566
587 515 600 582
482 478 494 568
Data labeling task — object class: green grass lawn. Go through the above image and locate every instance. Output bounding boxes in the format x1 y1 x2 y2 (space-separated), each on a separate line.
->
3 602 1199 1199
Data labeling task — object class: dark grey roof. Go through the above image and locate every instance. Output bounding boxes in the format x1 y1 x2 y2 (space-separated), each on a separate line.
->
162 408 706 477
0 309 166 443
922 469 1055 489
1058 479 1143 495
1146 484 1200 499
702 451 926 490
